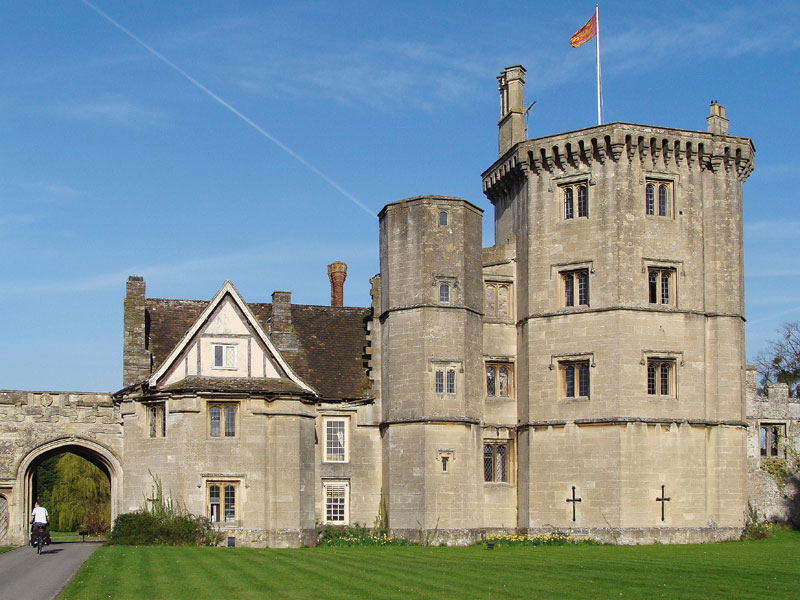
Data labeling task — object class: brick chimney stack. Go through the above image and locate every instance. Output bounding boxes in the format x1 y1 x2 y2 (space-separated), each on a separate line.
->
327 261 347 307
707 100 729 135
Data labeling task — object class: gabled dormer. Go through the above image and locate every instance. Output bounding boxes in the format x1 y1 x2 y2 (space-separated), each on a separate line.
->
147 280 316 396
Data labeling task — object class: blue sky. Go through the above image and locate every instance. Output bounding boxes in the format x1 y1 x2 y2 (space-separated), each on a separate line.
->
1 1 798 392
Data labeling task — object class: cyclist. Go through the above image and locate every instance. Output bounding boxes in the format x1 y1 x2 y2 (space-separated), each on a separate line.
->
30 499 50 547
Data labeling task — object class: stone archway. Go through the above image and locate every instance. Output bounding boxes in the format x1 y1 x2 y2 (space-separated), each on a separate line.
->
0 494 8 545
14 437 123 544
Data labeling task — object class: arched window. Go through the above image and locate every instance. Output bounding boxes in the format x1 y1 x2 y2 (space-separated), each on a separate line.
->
224 406 236 437
498 366 510 397
210 405 221 437
564 187 574 219
658 185 668 216
224 485 236 522
497 285 509 316
209 485 220 522
438 211 448 226
577 185 588 217
646 184 655 215
486 366 496 396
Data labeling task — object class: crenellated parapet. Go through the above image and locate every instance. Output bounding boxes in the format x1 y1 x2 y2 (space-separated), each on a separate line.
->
482 122 755 200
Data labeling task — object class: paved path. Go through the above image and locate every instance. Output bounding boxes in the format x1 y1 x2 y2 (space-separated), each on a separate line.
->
0 541 101 600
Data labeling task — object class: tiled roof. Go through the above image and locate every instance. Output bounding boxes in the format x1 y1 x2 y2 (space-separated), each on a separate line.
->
145 298 372 401
160 376 310 396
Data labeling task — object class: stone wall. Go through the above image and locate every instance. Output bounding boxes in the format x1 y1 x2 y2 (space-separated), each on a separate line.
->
745 368 800 524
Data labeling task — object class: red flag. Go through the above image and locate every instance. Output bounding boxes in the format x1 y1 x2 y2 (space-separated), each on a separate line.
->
569 13 597 48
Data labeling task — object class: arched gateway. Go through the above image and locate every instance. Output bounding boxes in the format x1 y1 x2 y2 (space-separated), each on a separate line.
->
0 390 122 546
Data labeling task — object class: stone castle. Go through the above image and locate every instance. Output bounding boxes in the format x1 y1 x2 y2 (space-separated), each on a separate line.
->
1 65 797 547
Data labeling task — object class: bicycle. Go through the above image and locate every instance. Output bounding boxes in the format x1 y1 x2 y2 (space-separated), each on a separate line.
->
32 525 46 555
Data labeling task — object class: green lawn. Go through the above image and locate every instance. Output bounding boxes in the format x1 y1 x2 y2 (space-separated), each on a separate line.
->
59 529 800 600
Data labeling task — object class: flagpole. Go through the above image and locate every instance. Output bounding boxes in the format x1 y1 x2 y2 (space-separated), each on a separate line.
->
595 4 602 125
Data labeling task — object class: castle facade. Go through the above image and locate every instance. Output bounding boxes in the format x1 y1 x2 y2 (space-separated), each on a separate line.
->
5 65 791 548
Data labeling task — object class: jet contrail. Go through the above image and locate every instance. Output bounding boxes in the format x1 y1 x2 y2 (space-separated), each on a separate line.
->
81 0 375 218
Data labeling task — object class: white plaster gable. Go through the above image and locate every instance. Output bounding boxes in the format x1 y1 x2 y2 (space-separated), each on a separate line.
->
148 280 316 395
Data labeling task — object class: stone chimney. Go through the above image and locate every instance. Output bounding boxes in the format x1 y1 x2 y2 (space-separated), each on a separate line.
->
707 100 729 135
123 275 151 387
497 65 526 155
270 291 298 351
327 261 347 307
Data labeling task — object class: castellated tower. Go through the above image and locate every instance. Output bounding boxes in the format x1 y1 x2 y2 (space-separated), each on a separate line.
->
483 67 755 542
378 196 485 543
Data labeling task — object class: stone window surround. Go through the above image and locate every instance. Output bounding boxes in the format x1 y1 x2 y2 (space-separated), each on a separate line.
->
322 479 349 525
208 401 238 438
485 361 514 398
641 350 683 400
759 422 786 459
204 477 242 525
432 275 459 305
436 448 455 473
553 173 593 221
642 259 683 308
483 440 512 484
643 174 677 218
322 415 350 464
431 360 463 396
550 353 594 401
146 402 166 438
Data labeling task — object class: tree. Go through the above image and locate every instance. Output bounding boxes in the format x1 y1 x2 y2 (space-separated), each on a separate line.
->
754 321 800 397
47 453 110 533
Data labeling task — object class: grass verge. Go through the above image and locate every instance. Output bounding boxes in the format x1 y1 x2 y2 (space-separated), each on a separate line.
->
58 529 800 600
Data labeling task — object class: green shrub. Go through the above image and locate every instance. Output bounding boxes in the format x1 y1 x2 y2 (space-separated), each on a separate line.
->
109 474 223 546
741 502 774 540
317 522 416 546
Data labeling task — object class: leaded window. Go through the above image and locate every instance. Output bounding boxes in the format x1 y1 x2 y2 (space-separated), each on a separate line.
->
439 283 450 304
484 443 508 482
647 359 675 396
209 403 236 437
562 361 590 398
446 369 456 395
208 483 237 523
486 364 512 397
148 403 165 438
213 343 236 369
648 268 675 305
562 270 589 307
562 183 589 220
435 370 444 394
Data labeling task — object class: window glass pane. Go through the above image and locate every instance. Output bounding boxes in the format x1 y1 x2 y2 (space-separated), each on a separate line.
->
646 184 654 215
577 186 587 217
578 272 588 305
660 364 670 395
564 188 573 219
439 211 448 226
447 369 456 394
661 272 670 304
485 284 497 316
564 273 574 307
225 345 235 368
210 406 221 437
325 484 346 523
760 426 767 456
214 345 223 367
435 370 444 394
649 271 658 303
439 284 450 304
224 406 236 437
486 366 496 396
579 363 589 397
499 367 509 397
658 185 667 216
161 406 166 438
209 485 220 522
224 486 235 522
496 445 507 482
149 406 157 438
647 363 656 395
483 445 494 482
326 420 346 462
497 285 509 317
565 366 575 397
